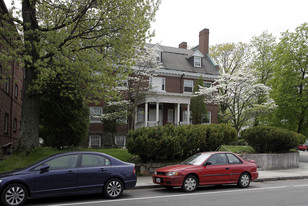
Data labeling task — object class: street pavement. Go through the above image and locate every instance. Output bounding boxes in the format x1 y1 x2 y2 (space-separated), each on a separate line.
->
135 153 308 189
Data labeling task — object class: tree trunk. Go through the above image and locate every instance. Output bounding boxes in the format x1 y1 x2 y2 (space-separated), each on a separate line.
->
16 0 40 154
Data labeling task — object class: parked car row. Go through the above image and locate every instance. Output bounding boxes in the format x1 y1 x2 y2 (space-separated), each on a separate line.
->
0 151 258 206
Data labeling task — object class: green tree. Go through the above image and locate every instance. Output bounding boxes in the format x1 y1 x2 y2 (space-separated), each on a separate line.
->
249 31 277 125
250 31 277 85
39 76 89 149
191 77 208 124
270 23 308 136
209 42 249 75
0 0 160 153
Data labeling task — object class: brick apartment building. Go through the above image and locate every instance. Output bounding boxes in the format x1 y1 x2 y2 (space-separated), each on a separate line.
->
88 28 220 148
0 0 24 155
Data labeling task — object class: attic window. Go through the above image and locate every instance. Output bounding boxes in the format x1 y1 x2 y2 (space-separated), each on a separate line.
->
156 51 162 62
194 57 201 67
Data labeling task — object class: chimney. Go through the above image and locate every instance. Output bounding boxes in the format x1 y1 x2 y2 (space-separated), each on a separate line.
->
179 41 187 49
199 28 209 56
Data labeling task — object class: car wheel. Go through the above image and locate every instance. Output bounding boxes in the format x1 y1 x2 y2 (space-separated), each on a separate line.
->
1 183 28 206
182 175 198 192
237 172 251 188
104 178 124 199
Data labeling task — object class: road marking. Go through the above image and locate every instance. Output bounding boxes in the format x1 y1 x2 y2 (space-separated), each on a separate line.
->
46 186 287 206
293 184 308 188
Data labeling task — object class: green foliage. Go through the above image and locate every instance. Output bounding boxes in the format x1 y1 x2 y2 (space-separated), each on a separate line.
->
242 126 306 153
39 79 89 148
0 0 161 153
127 124 237 162
191 76 208 124
269 23 308 136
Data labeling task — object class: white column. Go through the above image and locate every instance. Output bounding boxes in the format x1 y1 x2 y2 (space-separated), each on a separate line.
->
187 104 190 124
145 102 148 127
177 103 180 125
156 102 159 126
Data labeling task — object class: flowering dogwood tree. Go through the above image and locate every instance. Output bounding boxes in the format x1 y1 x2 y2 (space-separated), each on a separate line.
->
198 70 275 134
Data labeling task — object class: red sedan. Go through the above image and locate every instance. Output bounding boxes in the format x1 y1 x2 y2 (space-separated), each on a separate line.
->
152 152 258 192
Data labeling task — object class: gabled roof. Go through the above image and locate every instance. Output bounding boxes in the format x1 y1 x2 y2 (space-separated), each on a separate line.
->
145 43 219 77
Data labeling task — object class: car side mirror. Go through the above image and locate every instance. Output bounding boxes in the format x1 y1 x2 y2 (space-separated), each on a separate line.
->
40 164 50 173
205 161 212 166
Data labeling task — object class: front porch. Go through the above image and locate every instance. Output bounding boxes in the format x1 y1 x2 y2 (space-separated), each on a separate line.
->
134 93 193 129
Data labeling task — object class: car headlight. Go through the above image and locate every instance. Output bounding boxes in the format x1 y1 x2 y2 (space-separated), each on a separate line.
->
154 170 157 175
166 172 179 176
0 180 2 183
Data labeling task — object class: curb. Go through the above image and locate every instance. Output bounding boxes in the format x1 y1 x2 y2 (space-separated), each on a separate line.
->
134 175 308 190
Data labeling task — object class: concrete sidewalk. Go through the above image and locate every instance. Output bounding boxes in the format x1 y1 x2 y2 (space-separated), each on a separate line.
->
135 162 308 189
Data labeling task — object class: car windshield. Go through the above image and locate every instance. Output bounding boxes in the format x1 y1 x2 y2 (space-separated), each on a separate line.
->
181 153 212 166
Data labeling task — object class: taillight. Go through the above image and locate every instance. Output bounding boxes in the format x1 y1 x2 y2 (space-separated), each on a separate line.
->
133 167 136 174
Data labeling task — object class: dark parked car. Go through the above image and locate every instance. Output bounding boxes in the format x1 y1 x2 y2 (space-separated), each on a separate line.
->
0 151 136 206
153 152 258 192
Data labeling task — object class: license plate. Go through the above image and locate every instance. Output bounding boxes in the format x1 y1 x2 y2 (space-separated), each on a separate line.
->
156 178 161 183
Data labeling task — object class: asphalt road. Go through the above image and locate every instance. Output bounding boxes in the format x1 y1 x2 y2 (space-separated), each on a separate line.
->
26 179 308 206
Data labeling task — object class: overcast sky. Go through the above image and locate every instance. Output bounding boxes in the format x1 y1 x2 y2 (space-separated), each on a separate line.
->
149 0 308 47
4 0 307 48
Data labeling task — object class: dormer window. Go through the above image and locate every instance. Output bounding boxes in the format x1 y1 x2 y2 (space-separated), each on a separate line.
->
194 57 201 67
152 43 163 63
187 50 203 68
156 51 162 62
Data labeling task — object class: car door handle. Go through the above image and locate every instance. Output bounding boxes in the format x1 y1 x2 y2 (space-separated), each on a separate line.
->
100 168 105 172
67 170 74 174
226 168 229 170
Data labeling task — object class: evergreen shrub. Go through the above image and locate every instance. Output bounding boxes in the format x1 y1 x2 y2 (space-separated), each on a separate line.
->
127 124 237 162
241 126 306 153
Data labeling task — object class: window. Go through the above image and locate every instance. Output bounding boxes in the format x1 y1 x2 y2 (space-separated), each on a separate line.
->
20 90 23 99
115 135 126 147
194 57 201 67
81 154 110 167
89 135 101 147
184 80 193 92
13 118 17 132
226 153 242 164
167 109 174 123
202 111 211 124
151 77 165 92
137 108 145 122
41 155 78 170
89 107 103 122
156 51 162 62
15 84 18 98
207 154 228 165
203 81 212 88
5 77 10 94
4 113 9 133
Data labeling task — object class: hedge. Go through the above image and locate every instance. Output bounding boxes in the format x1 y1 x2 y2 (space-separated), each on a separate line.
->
241 126 306 153
127 124 237 162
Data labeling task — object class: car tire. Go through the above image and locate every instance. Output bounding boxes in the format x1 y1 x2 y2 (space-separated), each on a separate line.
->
182 175 198 192
1 183 28 206
237 172 251 188
104 178 124 199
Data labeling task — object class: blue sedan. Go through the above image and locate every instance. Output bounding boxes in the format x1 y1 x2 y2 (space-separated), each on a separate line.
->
0 151 137 206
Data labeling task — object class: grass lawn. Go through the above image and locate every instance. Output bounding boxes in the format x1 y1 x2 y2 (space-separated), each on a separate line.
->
0 147 134 173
